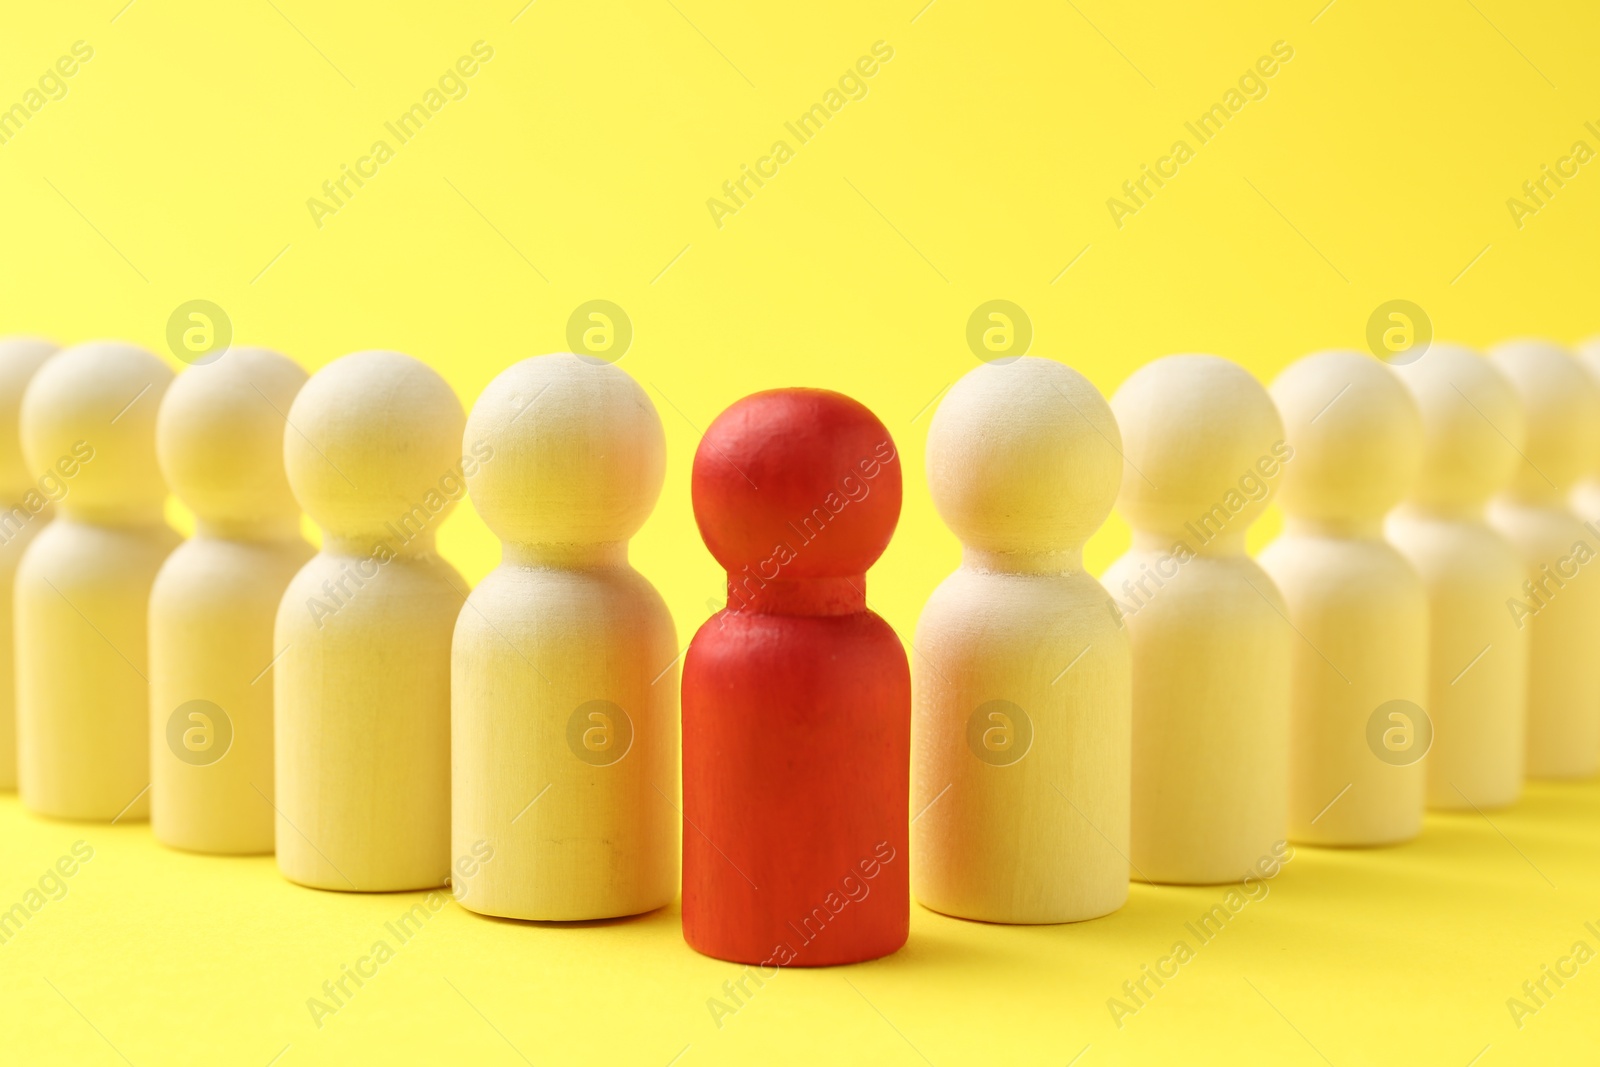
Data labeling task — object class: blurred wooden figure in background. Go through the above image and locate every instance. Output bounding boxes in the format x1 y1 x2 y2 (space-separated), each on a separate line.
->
1487 340 1600 780
1387 344 1528 811
0 338 60 790
150 348 312 853
1102 354 1290 883
16 342 179 820
1262 351 1427 846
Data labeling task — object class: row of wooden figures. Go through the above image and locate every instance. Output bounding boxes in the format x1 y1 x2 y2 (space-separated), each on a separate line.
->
0 336 1597 968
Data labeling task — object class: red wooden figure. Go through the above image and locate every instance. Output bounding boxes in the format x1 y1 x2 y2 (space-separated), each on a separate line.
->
682 388 909 966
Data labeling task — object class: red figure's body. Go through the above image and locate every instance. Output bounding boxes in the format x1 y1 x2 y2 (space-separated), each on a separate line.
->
682 389 909 966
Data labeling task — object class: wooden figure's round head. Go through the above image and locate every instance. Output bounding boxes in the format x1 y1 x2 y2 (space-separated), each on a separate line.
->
0 338 59 494
926 357 1120 560
1270 350 1422 524
21 341 174 521
285 351 465 545
1391 343 1523 511
464 353 665 547
693 389 901 580
1489 339 1600 497
158 347 308 534
1109 354 1285 546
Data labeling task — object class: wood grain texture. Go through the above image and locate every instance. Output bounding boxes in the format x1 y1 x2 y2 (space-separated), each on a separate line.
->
914 357 1130 924
1262 351 1428 846
1103 354 1289 884
275 351 465 891
0 338 59 790
682 389 908 966
16 342 178 820
150 348 312 853
1387 344 1528 811
452 353 677 921
1487 340 1600 780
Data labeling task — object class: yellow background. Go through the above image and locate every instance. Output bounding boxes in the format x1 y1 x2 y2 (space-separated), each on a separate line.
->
3 0 1599 1063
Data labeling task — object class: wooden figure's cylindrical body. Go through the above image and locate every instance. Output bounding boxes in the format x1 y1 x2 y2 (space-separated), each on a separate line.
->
1487 340 1600 780
1387 344 1528 810
1103 354 1290 884
149 348 312 852
0 338 60 790
275 351 465 890
1261 351 1428 846
452 354 678 920
16 342 178 820
682 389 908 966
914 358 1130 924
1576 338 1600 528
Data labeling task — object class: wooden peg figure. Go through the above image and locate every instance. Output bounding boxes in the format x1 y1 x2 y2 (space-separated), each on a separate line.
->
0 338 60 790
1487 340 1600 779
1102 354 1290 884
275 351 467 890
16 342 180 820
150 348 313 852
914 357 1130 924
682 389 908 966
453 353 677 920
1386 344 1529 810
1572 338 1600 529
1261 351 1428 846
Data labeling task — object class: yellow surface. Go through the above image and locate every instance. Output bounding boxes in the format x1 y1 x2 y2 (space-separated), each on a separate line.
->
2 0 1598 1062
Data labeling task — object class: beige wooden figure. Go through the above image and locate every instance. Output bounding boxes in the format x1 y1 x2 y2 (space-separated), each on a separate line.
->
275 351 467 890
1572 338 1600 524
16 342 179 820
452 353 677 920
150 348 312 853
914 357 1129 923
1260 351 1427 846
1102 354 1290 884
1386 344 1528 810
1487 340 1600 779
0 338 61 790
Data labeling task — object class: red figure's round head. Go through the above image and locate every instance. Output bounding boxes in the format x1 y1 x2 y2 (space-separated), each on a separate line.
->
692 389 901 583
